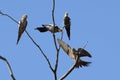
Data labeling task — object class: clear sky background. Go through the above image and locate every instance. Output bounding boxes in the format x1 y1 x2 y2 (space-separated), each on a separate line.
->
0 0 120 80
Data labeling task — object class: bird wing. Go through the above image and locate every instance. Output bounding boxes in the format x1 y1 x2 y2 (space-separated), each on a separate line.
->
57 39 75 59
65 24 70 40
75 59 91 68
17 19 27 44
64 16 71 40
64 16 71 26
42 24 53 27
77 48 92 57
42 24 54 32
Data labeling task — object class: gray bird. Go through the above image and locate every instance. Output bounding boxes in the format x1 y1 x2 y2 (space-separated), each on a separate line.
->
17 14 27 44
63 12 71 40
35 24 62 33
57 39 92 68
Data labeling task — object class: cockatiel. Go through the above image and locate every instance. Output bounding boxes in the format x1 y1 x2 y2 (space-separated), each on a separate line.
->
17 14 27 44
57 39 92 68
35 24 62 33
63 12 71 40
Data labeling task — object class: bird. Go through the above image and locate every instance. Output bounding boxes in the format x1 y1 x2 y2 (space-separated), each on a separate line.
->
35 24 62 33
17 14 28 44
57 39 92 68
63 12 71 40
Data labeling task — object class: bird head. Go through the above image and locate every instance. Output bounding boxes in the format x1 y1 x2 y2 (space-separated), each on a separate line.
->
22 14 27 20
54 26 62 32
64 12 68 17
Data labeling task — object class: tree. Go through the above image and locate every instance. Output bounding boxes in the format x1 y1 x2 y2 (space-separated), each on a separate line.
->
0 0 92 80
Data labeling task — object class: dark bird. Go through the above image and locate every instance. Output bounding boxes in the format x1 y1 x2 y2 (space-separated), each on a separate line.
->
63 12 71 40
35 24 62 33
17 14 27 44
57 39 92 68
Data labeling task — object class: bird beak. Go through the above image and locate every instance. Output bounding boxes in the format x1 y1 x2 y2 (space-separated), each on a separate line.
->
58 29 62 32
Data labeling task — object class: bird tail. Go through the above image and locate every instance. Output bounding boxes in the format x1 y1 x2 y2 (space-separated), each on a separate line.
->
78 48 92 57
65 25 70 40
75 59 91 68
16 33 22 44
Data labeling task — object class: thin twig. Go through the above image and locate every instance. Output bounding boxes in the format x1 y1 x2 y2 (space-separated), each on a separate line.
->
54 29 64 80
25 30 54 72
0 10 54 72
53 34 58 51
0 11 18 24
54 27 64 71
51 0 59 80
52 0 55 26
51 0 65 78
52 0 58 51
59 41 88 80
0 55 16 80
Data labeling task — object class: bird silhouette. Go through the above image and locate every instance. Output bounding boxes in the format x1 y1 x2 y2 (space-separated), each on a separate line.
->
35 24 62 33
63 12 71 40
57 39 92 68
17 14 27 44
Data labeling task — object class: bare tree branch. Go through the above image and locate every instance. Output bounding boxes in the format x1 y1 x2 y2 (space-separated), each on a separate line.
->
54 27 64 71
51 0 57 78
51 0 66 79
0 55 16 80
51 0 59 80
0 10 18 24
0 10 54 72
52 0 55 26
52 0 58 51
59 41 88 80
25 31 54 72
54 31 64 80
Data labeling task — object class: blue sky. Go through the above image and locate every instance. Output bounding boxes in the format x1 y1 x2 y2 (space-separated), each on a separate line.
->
0 0 120 80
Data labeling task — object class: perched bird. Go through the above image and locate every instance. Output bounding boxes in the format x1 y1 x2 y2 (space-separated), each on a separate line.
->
35 24 62 33
63 12 71 40
17 14 28 44
57 39 92 68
